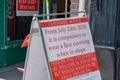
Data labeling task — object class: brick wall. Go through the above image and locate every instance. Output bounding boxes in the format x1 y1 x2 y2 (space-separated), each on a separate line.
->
70 0 91 17
70 0 79 17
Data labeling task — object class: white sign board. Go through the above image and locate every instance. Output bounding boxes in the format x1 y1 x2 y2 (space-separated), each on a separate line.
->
16 0 39 16
40 17 102 80
22 18 50 80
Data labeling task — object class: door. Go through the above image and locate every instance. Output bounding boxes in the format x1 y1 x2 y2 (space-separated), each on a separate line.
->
89 0 118 80
90 0 117 47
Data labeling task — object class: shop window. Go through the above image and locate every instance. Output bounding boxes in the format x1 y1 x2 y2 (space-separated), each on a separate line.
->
52 0 71 18
7 0 43 41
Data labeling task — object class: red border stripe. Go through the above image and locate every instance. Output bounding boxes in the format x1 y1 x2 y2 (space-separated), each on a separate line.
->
40 18 88 28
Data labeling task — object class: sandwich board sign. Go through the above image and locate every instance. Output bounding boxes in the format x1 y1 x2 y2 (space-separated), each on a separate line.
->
16 0 39 16
23 16 102 80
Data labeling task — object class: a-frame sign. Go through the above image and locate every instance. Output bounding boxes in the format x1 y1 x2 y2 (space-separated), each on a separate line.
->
23 16 102 80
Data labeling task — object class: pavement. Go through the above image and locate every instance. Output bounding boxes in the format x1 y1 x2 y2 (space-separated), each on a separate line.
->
0 62 24 80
